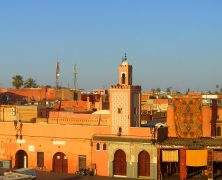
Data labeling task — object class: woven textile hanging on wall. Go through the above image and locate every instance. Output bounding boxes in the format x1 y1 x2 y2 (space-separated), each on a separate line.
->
173 98 202 138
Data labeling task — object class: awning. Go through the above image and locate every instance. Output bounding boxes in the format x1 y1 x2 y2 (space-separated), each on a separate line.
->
186 150 207 167
162 150 178 162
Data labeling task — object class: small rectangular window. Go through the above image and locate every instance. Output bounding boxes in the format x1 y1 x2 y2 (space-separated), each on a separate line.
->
118 108 122 114
103 143 107 151
96 143 100 151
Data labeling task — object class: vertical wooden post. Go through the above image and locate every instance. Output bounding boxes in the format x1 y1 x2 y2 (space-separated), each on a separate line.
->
179 149 186 180
207 149 213 180
157 148 161 180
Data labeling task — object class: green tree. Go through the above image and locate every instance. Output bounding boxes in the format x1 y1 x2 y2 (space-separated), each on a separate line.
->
24 78 38 88
12 75 24 89
166 87 173 94
156 88 161 93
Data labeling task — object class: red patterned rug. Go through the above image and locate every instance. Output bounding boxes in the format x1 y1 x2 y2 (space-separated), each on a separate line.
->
173 98 202 138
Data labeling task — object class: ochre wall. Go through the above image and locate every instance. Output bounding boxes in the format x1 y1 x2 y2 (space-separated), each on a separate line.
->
16 106 37 122
0 122 110 173
167 105 177 137
0 106 17 122
217 108 222 120
92 141 108 176
202 106 212 137
0 105 38 123
130 127 151 137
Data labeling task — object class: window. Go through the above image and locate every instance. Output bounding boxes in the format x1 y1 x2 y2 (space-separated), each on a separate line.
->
118 127 122 136
96 143 100 151
37 152 44 167
118 108 123 114
122 73 126 84
103 143 107 151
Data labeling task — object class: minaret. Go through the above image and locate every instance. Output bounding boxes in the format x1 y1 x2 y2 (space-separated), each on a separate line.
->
110 55 141 135
118 53 132 86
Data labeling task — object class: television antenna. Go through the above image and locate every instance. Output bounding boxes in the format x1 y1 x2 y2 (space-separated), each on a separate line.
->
73 64 78 91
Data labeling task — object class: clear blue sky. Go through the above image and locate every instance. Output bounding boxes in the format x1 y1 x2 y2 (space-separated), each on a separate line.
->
0 1 222 92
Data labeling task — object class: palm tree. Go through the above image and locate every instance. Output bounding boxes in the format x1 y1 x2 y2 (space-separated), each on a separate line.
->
151 88 155 94
24 78 38 88
12 75 24 89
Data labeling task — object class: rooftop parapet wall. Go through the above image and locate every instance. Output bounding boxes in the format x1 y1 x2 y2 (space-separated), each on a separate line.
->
48 111 110 126
119 64 132 67
110 85 141 90
0 88 56 101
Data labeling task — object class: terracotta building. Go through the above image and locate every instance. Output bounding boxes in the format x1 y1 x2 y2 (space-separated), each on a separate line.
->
0 58 168 179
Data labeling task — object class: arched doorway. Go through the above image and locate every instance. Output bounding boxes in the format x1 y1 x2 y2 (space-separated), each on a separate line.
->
15 150 28 169
138 150 150 177
113 149 126 176
53 152 68 173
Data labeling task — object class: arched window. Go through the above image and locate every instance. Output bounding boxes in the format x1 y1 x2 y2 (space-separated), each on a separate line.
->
96 143 100 151
122 73 126 84
118 127 122 136
217 126 221 136
103 143 107 151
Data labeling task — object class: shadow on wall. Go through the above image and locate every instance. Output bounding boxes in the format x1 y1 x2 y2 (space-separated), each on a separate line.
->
0 92 27 105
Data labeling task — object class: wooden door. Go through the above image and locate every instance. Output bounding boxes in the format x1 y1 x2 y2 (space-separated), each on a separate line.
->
53 152 68 173
138 151 150 177
113 149 126 176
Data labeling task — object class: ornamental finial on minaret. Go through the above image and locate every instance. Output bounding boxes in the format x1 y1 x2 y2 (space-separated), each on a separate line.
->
121 53 129 65
124 53 127 61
